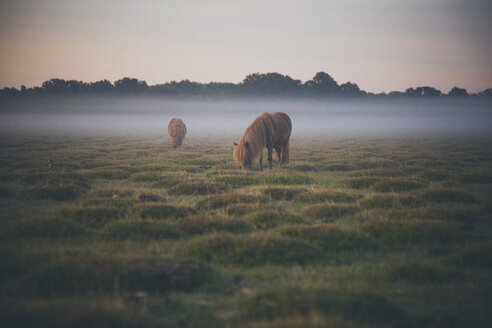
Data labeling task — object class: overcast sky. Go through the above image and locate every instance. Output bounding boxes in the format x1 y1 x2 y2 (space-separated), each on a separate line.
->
0 0 490 93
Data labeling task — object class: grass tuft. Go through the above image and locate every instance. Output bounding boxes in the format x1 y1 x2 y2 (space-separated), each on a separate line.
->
305 204 360 221
198 192 264 209
360 194 397 209
21 184 87 201
263 173 314 185
340 177 381 189
211 175 259 187
274 224 376 251
422 190 479 204
295 190 362 204
362 219 463 246
139 204 193 219
176 215 253 234
240 286 407 324
100 220 184 240
455 172 492 184
450 242 492 269
185 233 322 265
262 187 306 200
373 179 428 192
0 218 88 240
244 210 304 229
168 182 227 195
60 207 125 228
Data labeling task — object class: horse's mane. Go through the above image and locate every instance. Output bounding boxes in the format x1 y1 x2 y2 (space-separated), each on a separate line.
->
234 113 274 164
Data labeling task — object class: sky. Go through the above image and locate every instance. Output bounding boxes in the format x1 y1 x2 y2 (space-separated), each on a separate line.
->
0 0 491 93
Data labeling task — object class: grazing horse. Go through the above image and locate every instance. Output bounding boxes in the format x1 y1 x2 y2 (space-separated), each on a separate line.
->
168 118 187 148
233 112 291 170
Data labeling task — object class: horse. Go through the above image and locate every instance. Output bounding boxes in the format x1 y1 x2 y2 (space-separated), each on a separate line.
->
168 118 187 148
233 112 291 170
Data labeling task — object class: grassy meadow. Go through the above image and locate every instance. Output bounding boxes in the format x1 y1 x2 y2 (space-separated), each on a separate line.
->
0 134 491 327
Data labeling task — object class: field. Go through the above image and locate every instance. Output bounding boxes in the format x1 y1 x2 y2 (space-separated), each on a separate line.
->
1 134 491 327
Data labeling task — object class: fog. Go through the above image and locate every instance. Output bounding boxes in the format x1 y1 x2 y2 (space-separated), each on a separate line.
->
0 98 491 137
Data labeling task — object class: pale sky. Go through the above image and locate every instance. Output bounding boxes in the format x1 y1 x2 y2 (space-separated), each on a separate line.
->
0 0 491 93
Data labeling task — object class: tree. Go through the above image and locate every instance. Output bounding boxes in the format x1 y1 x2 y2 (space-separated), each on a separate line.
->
304 72 340 95
340 82 365 96
447 87 468 97
241 73 301 95
88 80 114 94
41 78 86 94
405 86 441 97
478 88 492 97
114 77 148 94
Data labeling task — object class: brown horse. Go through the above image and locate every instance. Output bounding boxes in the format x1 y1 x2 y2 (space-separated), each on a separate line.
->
233 112 291 170
168 118 187 148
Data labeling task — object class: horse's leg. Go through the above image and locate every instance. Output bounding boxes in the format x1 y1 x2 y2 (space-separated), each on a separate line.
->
275 146 281 163
259 154 263 171
280 141 289 165
268 145 273 169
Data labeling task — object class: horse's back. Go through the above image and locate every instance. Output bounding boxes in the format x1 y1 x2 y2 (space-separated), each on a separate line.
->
168 118 186 135
270 112 291 144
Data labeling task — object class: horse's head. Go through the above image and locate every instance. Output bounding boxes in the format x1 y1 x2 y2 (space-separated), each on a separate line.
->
170 133 180 148
233 140 252 170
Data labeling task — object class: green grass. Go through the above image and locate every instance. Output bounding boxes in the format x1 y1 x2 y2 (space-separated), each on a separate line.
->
274 223 376 251
362 219 464 246
305 203 361 220
240 286 408 324
100 220 185 240
295 190 362 203
1 135 491 327
262 186 306 200
244 209 304 229
184 233 323 265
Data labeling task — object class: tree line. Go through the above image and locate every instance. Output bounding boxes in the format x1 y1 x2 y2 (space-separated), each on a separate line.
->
1 72 491 98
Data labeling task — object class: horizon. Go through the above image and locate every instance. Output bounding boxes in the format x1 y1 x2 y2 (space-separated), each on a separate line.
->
1 72 491 95
1 1 491 93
